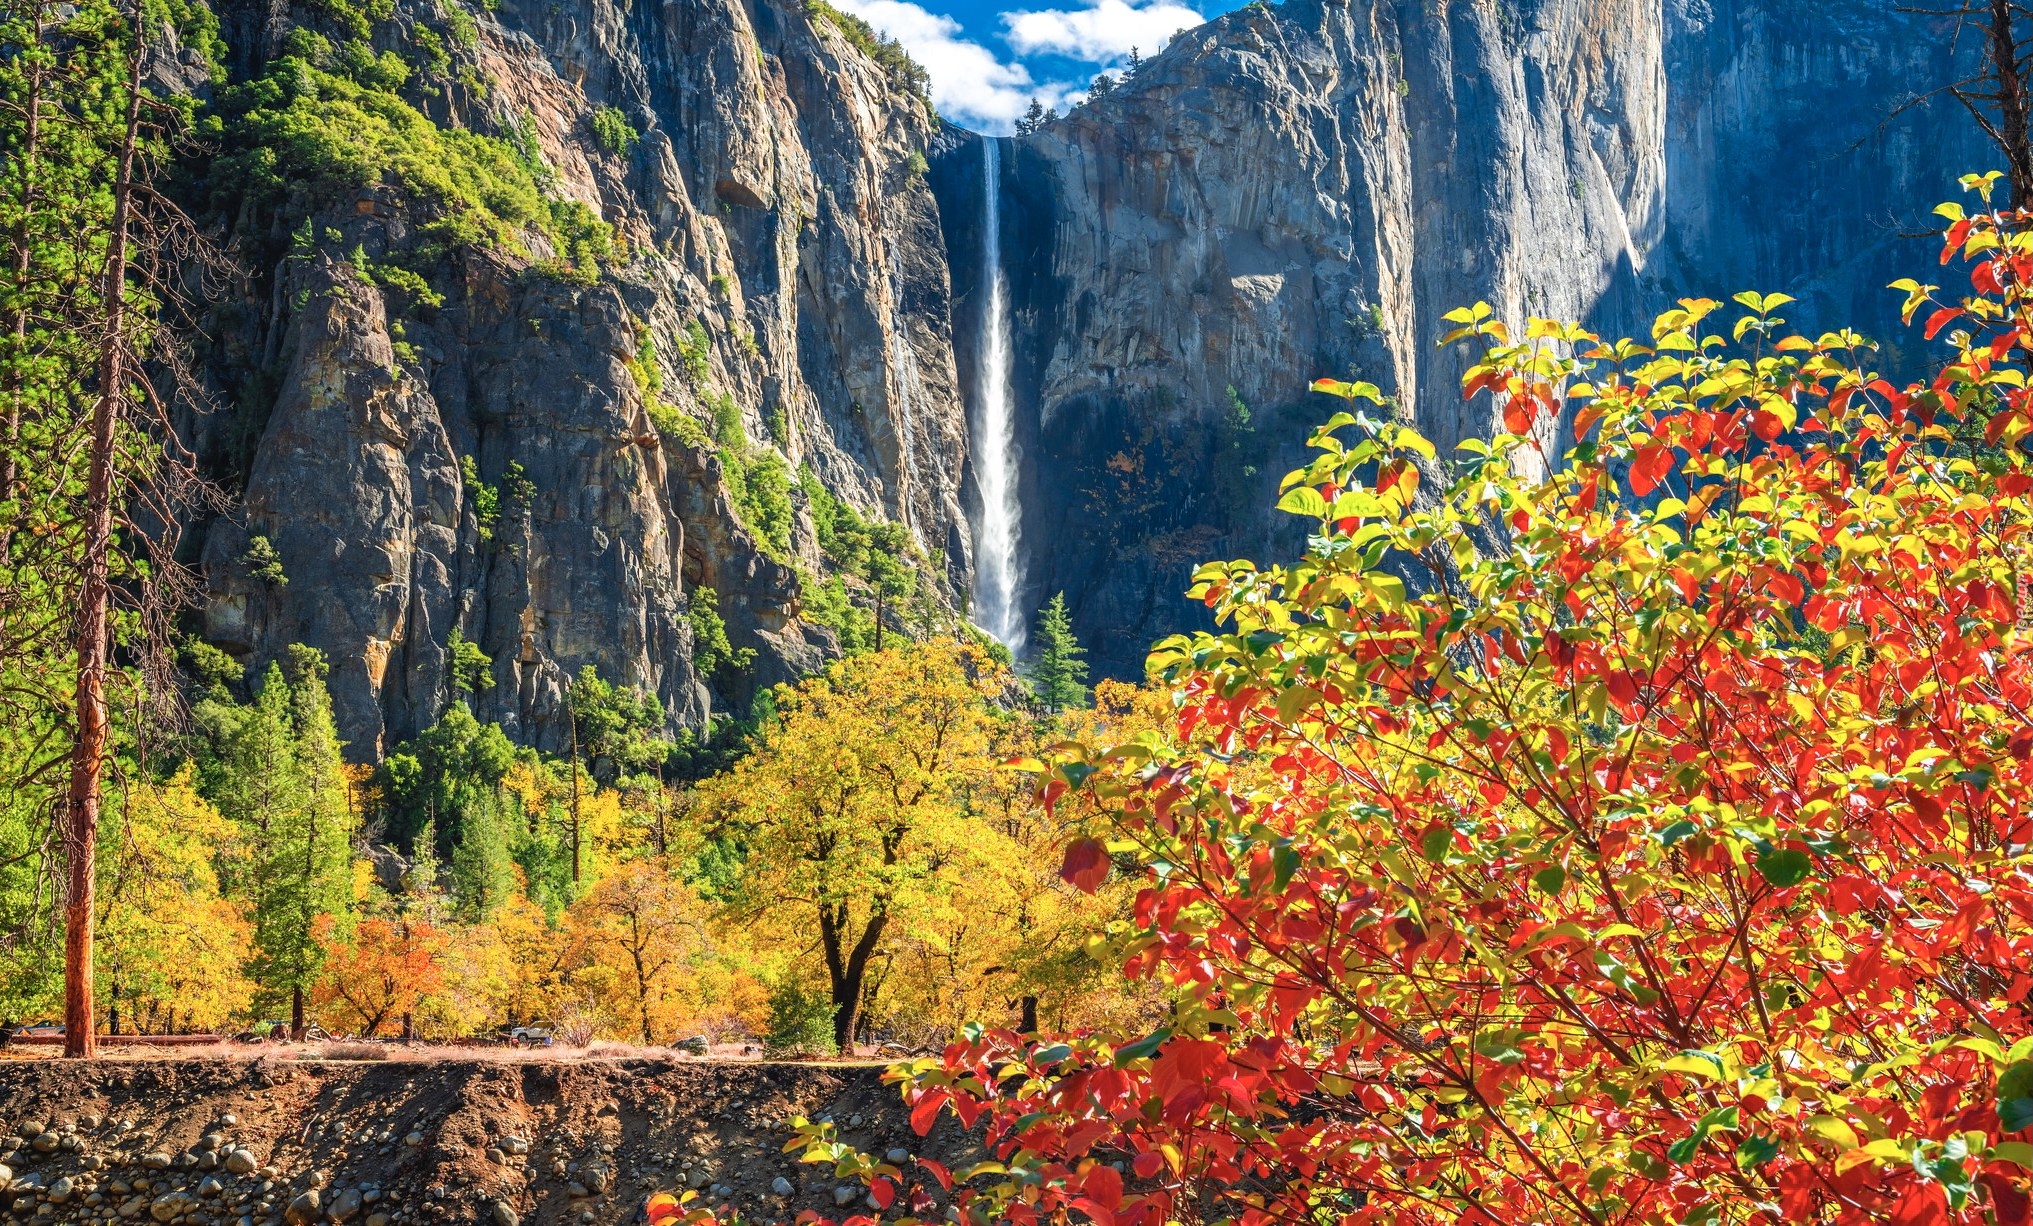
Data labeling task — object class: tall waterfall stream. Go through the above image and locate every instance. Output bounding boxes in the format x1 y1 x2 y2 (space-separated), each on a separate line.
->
970 136 1027 654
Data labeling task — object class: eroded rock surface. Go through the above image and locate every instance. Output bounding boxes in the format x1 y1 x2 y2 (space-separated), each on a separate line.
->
939 0 1985 674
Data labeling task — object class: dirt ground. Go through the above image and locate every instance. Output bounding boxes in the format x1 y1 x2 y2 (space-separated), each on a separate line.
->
0 1049 977 1226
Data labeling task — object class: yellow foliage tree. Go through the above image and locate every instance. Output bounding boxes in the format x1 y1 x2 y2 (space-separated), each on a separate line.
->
562 858 715 1044
700 640 1006 1051
97 767 257 1034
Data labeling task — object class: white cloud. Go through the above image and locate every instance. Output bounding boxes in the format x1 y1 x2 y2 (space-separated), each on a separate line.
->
832 0 1040 128
1002 0 1204 62
832 0 1203 131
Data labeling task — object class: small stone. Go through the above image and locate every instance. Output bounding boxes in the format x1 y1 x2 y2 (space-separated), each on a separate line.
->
16 1124 43 1141
45 1178 72 1205
140 1156 171 1172
489 1203 517 1226
0 1165 12 1191
580 1166 610 1196
326 1188 361 1222
224 1153 256 1177
283 1190 319 1225
217 1117 236 1129
885 1149 911 1164
565 1183 588 1199
770 1177 794 1198
150 1192 192 1223
831 1186 857 1207
847 1115 863 1129
29 1135 57 1154
400 1135 421 1150
364 1217 388 1226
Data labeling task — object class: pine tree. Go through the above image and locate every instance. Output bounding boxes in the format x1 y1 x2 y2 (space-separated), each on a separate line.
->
1028 592 1089 712
212 653 357 1035
1015 97 1048 135
0 0 223 1054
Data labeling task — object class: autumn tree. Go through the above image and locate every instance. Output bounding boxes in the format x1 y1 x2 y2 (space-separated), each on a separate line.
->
703 641 1006 1052
314 914 448 1038
835 185 2033 1226
563 859 711 1044
96 767 255 1034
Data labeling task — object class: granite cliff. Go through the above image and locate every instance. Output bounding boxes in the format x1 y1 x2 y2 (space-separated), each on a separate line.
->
193 0 971 757
189 0 1988 747
934 0 1989 675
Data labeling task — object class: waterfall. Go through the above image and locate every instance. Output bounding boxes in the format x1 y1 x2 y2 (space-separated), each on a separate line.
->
970 136 1027 654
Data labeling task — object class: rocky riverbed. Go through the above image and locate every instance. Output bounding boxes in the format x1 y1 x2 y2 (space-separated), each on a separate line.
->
0 1057 964 1226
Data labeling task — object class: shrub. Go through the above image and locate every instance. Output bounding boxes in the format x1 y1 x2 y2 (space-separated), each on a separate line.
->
589 105 638 157
763 978 836 1057
869 189 2033 1226
214 55 611 278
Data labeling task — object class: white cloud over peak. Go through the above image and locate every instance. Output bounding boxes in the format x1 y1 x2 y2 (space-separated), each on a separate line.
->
1003 0 1204 62
831 0 1207 131
832 0 1040 127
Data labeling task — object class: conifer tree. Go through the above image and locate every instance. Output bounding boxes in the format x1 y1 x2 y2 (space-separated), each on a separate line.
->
1028 592 1089 712
212 654 356 1035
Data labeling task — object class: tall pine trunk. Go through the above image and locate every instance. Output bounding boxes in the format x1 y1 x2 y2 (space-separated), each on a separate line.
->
63 38 142 1061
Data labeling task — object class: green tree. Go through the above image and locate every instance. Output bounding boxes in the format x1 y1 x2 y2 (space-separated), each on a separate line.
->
0 0 219 1055
377 704 516 917
206 651 357 1034
1027 592 1088 712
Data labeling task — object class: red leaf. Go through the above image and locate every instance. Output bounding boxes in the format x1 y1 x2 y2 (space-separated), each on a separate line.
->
915 1159 953 1192
1131 1152 1164 1179
1070 1199 1116 1226
1502 397 1535 435
1629 445 1672 496
870 1179 895 1210
1985 1174 2033 1226
909 1090 949 1136
1890 1181 1949 1226
1084 1164 1124 1210
1924 306 1963 340
1060 837 1110 893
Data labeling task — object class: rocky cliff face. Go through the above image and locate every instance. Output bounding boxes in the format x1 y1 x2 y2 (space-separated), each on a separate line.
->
197 0 971 757
938 0 1986 676
197 0 1989 748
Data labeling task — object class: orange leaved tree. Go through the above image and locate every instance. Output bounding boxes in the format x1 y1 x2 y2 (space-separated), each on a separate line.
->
314 915 448 1038
788 181 2033 1226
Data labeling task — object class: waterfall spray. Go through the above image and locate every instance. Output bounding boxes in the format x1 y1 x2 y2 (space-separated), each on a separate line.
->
971 136 1027 654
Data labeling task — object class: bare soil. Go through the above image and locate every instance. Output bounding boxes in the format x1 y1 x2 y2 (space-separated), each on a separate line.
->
0 1050 974 1226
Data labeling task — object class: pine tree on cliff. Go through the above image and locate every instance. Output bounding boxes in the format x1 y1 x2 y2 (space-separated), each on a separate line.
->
1029 592 1089 713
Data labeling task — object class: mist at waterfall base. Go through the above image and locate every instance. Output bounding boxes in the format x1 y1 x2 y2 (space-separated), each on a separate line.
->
969 136 1029 657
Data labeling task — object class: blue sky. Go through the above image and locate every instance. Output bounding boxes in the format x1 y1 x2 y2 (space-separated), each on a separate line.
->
834 0 1239 131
